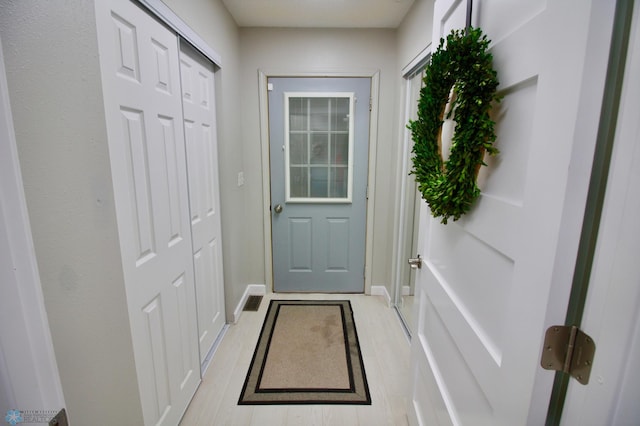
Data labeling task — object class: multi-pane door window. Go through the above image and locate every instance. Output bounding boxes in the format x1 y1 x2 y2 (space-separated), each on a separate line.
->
285 93 354 202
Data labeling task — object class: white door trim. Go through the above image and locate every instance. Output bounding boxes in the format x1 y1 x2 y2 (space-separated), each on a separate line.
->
391 52 431 324
0 38 65 414
258 69 380 294
561 0 640 422
401 43 432 77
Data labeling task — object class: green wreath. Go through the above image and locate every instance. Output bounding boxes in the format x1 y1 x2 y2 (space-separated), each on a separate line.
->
408 27 500 224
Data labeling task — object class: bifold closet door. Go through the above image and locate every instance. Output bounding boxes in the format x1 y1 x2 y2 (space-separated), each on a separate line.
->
95 0 200 424
179 43 226 364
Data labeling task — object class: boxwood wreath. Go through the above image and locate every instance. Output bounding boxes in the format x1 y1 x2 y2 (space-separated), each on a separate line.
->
408 27 500 224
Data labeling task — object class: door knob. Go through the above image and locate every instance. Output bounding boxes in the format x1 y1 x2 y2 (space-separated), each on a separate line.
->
274 204 283 214
408 255 422 269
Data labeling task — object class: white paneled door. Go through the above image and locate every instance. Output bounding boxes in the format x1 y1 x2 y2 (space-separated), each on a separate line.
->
180 43 226 365
95 0 200 424
409 1 615 425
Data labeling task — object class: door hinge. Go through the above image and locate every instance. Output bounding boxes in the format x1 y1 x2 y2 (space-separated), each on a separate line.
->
369 97 372 111
540 325 596 385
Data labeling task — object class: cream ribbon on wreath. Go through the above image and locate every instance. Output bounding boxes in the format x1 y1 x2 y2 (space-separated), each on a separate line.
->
440 87 457 164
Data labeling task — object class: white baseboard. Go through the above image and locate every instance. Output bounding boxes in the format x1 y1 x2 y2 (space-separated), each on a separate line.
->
233 284 266 323
370 285 391 307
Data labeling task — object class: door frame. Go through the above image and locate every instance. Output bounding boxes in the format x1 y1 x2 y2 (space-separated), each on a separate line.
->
391 45 432 333
549 0 637 422
258 70 380 293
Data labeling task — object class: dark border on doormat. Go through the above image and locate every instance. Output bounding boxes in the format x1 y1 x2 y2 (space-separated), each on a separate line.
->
238 299 371 405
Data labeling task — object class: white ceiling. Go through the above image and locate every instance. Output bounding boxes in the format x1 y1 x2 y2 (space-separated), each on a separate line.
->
222 0 416 28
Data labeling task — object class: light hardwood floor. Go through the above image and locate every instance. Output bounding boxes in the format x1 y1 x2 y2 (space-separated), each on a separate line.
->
180 293 411 425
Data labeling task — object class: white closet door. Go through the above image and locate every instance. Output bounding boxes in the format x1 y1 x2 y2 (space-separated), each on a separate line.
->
179 43 226 364
94 0 200 424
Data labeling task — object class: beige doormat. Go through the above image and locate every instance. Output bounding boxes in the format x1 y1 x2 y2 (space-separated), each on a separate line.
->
238 300 371 405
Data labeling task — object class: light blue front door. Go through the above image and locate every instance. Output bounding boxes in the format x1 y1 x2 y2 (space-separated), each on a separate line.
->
269 77 371 292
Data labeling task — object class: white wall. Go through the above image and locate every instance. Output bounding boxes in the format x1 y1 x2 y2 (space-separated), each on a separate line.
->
0 1 144 424
160 0 246 319
0 36 65 420
239 27 399 290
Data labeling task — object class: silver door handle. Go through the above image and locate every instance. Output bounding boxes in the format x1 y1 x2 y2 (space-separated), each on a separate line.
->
408 255 422 269
274 204 283 214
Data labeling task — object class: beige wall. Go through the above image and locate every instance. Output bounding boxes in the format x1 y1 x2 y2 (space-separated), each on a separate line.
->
0 1 143 424
161 0 246 318
239 27 399 290
161 2 434 302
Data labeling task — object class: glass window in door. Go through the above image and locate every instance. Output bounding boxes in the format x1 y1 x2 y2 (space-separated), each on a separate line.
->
285 93 354 203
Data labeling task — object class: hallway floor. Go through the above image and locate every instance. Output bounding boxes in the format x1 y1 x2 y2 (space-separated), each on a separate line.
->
180 293 410 425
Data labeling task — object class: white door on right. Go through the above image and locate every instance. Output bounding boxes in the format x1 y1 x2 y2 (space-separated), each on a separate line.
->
409 1 616 425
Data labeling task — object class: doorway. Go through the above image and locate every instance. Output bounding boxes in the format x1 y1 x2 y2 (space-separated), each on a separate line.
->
268 77 371 292
393 58 428 335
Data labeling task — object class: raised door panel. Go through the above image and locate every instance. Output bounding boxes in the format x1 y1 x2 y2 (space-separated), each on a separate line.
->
208 238 224 334
288 217 313 271
119 108 157 265
326 218 349 271
140 296 171 424
95 1 201 424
